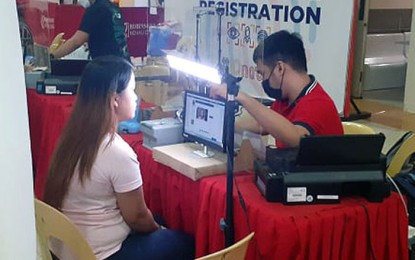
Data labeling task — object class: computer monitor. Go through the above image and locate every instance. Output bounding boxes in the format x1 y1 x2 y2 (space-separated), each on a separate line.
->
183 90 226 157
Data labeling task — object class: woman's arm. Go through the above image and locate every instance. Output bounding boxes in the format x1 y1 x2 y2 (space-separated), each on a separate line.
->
116 187 160 233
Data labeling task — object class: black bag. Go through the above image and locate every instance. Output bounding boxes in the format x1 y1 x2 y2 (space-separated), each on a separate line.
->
394 172 415 226
387 131 415 226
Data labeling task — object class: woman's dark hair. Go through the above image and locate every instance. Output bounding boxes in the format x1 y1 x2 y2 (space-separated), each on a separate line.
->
253 30 308 72
44 56 134 209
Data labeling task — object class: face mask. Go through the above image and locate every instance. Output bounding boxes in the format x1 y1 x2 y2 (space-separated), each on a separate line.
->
262 79 282 100
261 65 284 100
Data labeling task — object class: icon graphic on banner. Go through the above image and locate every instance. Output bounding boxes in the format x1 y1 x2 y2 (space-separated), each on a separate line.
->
243 26 251 44
227 26 240 40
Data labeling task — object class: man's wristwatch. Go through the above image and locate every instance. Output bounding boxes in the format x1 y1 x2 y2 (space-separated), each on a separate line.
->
49 53 55 60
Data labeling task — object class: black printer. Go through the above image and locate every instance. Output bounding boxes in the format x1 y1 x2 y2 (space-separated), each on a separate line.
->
36 59 89 95
254 134 391 204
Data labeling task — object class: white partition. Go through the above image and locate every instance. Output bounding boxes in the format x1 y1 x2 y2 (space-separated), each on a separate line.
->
165 0 356 116
0 1 36 259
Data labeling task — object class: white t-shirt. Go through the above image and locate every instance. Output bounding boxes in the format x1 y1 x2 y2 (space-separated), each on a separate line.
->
54 133 142 260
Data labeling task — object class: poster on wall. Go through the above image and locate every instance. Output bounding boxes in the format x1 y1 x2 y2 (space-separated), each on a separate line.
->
165 0 357 116
122 7 165 57
20 0 85 47
19 1 164 57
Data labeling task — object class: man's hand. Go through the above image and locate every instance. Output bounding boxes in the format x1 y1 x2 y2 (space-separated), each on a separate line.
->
209 83 228 99
49 32 65 54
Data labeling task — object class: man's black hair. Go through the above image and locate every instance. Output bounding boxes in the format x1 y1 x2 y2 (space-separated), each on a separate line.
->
253 30 307 73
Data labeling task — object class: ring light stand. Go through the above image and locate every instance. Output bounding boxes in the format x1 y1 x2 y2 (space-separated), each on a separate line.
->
220 67 242 247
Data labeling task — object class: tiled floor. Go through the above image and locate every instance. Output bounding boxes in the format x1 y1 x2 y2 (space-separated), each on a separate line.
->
350 88 414 153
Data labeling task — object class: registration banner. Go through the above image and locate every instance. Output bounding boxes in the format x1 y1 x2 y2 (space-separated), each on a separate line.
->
166 0 358 116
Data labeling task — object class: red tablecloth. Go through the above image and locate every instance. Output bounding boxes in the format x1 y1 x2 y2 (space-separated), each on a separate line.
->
135 145 408 260
26 89 408 260
26 89 76 198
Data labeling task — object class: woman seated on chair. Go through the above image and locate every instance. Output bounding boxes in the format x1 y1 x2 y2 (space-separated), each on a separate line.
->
44 56 194 260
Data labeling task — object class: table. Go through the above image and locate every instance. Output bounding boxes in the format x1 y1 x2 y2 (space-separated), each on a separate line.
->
135 145 408 260
26 89 409 260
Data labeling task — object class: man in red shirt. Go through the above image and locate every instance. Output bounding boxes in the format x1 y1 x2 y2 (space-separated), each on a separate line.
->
210 30 343 148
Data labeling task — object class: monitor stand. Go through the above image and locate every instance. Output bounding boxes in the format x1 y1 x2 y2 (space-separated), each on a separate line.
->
193 144 214 158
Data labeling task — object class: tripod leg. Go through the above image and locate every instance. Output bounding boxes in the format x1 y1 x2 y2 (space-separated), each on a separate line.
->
351 98 362 114
342 98 371 121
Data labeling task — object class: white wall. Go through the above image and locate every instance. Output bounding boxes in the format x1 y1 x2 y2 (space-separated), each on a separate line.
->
0 1 36 259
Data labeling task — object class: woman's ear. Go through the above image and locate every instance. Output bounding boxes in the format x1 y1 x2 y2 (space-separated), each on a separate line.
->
277 61 285 73
112 95 119 109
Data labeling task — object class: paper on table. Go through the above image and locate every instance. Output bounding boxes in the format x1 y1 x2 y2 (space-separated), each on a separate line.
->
235 131 266 160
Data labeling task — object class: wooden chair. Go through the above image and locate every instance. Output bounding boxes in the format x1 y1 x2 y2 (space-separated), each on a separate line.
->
195 232 254 260
342 122 376 135
387 132 415 177
34 199 96 260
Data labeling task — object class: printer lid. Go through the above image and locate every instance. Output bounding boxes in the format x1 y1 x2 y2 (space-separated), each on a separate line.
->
50 59 90 76
296 134 385 166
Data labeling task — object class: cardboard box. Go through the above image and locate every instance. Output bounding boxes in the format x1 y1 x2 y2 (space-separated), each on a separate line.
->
153 143 227 180
152 140 255 180
120 0 160 7
135 64 170 106
135 81 168 106
119 0 148 7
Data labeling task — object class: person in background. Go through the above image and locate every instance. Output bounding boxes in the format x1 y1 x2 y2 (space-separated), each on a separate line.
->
44 56 194 260
49 0 130 61
210 30 343 148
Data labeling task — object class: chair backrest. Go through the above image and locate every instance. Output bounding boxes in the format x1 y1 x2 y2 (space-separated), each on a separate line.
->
195 232 254 260
342 122 376 135
34 199 96 260
387 132 415 177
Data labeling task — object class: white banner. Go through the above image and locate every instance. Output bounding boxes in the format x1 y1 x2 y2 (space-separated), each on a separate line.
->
165 0 356 115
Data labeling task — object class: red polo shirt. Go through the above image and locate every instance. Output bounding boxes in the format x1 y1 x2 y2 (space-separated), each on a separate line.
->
271 76 343 148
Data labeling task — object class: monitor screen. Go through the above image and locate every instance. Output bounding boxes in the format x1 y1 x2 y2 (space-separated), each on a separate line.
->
183 91 226 152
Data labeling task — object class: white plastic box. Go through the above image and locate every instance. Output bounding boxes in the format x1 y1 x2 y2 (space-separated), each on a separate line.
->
141 117 183 149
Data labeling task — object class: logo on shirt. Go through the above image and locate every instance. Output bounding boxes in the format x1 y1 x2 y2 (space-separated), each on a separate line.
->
114 12 121 20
